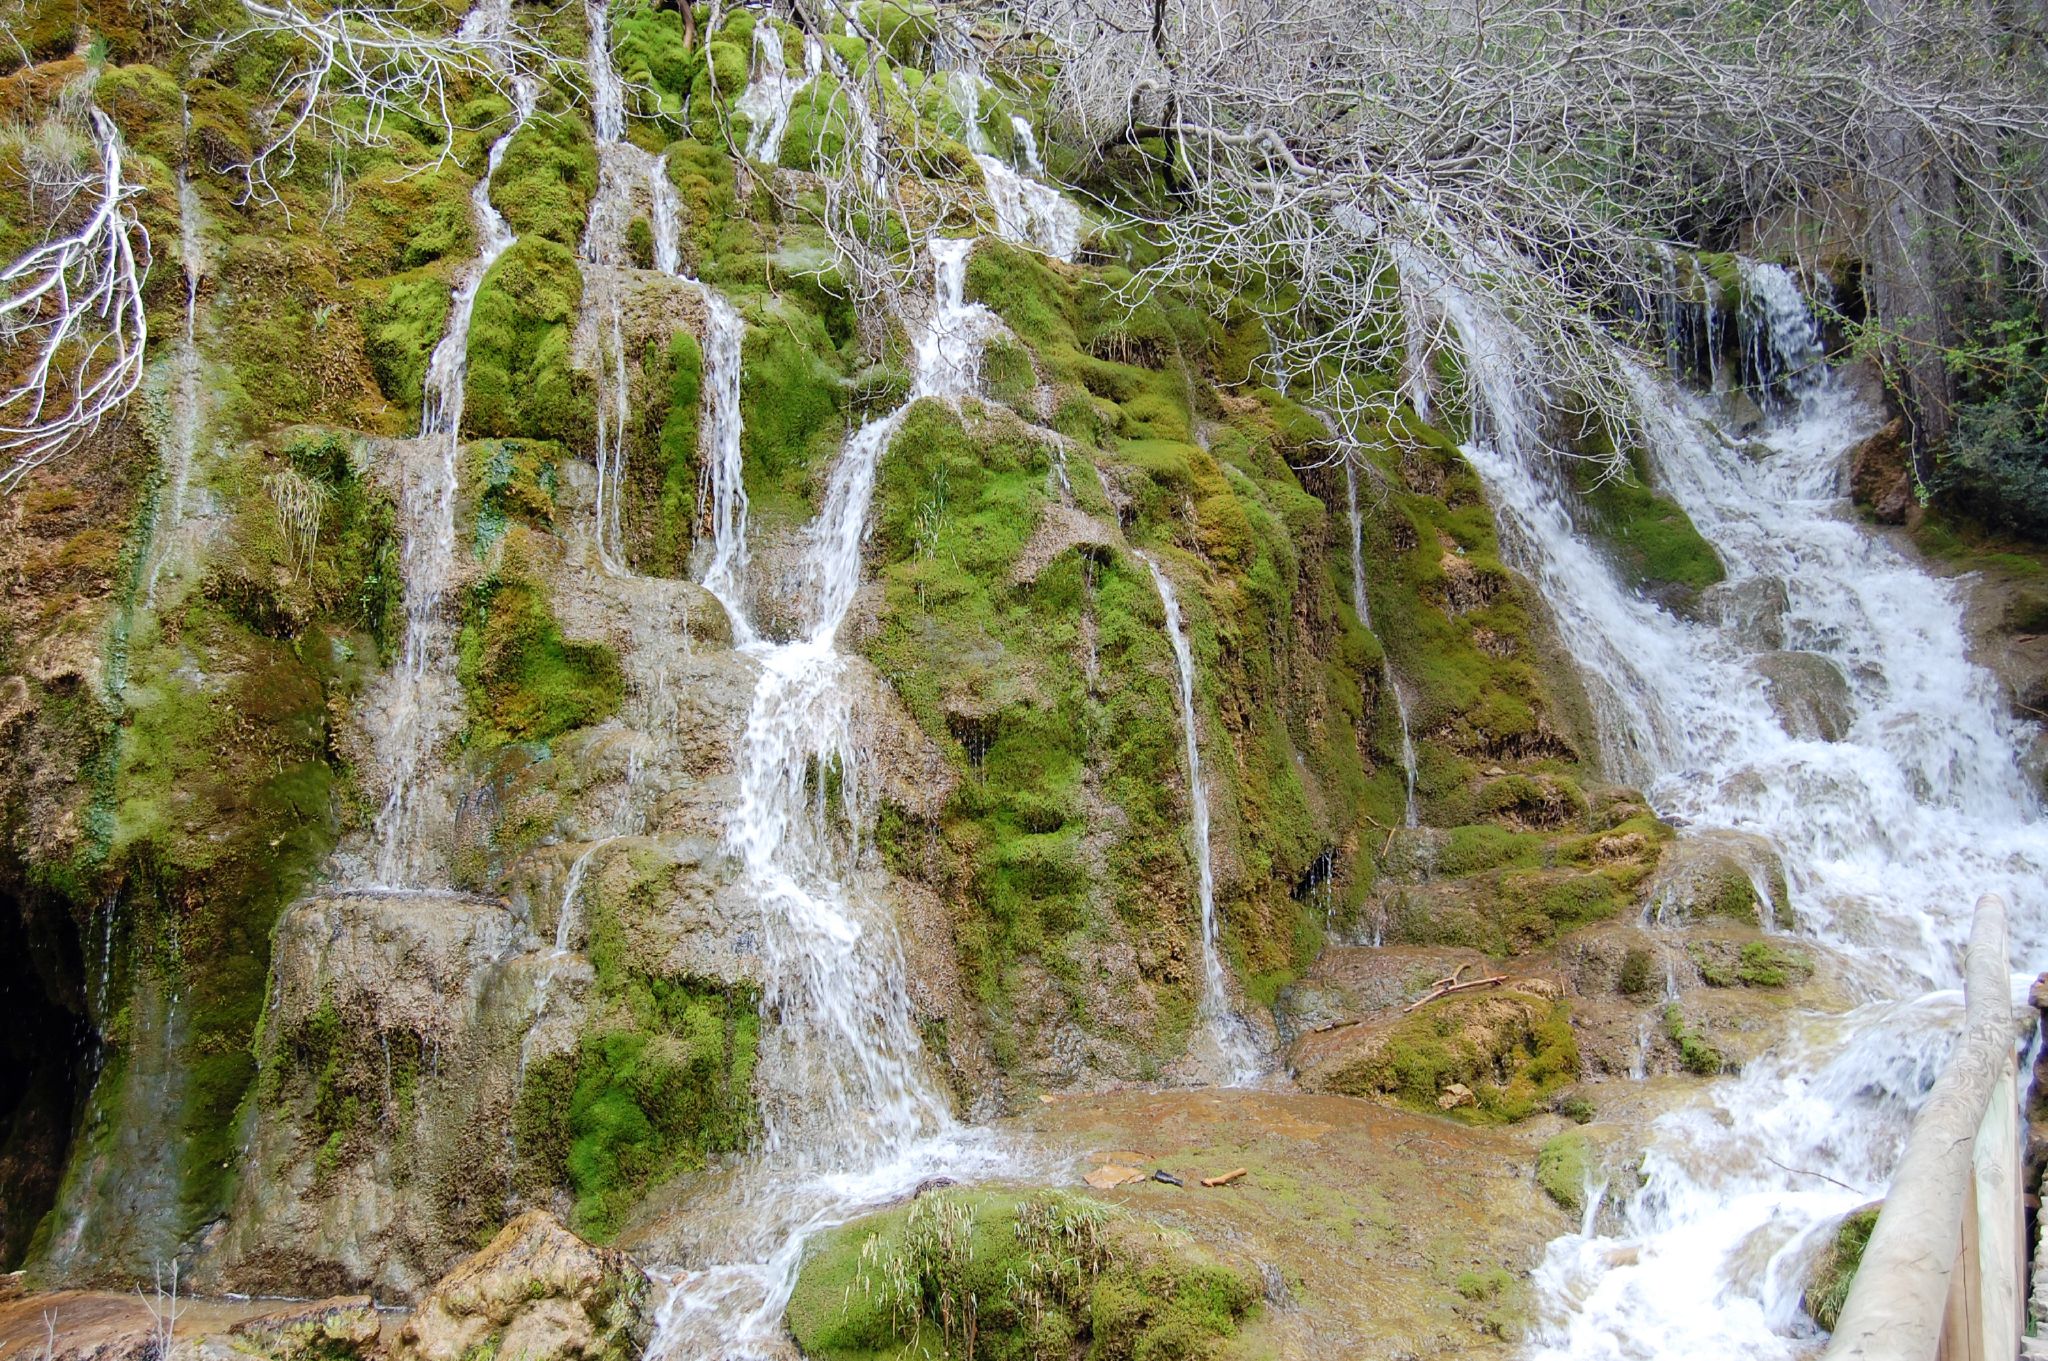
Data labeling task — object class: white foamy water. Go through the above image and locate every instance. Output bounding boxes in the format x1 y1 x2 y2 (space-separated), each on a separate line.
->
644 237 1010 1360
736 23 821 165
1143 552 1265 1084
945 69 1078 260
367 0 538 887
1397 242 2048 1357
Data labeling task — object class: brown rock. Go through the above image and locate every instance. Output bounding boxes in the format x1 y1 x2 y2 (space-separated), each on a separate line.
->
230 1295 382 1360
1848 417 1913 524
1436 1082 1476 1110
395 1211 650 1361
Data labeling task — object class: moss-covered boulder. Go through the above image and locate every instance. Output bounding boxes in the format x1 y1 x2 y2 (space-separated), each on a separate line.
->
785 1190 1258 1361
1291 979 1579 1122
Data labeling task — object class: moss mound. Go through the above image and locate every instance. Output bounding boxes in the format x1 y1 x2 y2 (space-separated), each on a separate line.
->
786 1190 1258 1361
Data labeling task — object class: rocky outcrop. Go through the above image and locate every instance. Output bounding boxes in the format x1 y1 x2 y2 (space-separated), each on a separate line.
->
395 1212 650 1361
229 1296 383 1361
1753 649 1854 742
1848 418 1914 525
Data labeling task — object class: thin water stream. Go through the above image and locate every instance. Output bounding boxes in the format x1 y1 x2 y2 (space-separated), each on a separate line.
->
1142 553 1265 1084
1343 462 1421 829
367 0 538 888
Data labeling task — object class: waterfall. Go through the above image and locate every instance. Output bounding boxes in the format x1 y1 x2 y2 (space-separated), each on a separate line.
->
1397 242 2048 1358
736 24 821 164
1737 258 1826 415
644 236 1005 1360
368 0 537 888
582 0 647 574
946 69 1079 260
695 293 751 640
1344 462 1421 830
1142 552 1264 1085
1012 114 1044 173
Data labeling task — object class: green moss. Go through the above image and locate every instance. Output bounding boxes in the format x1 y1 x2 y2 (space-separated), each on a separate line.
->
1804 1206 1879 1332
1573 460 1724 595
1663 1004 1725 1075
362 273 452 418
456 527 623 745
1536 1132 1594 1213
785 1190 1257 1361
1692 939 1813 988
463 236 592 446
489 111 597 247
641 329 704 576
555 983 758 1241
737 302 846 520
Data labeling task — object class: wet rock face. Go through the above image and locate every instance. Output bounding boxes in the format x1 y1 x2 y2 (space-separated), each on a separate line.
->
1847 417 1914 525
396 1211 650 1361
229 1295 383 1361
1752 649 1854 742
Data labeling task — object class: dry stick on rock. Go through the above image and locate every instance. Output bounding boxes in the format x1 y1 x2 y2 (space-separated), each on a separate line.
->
1403 965 1510 1013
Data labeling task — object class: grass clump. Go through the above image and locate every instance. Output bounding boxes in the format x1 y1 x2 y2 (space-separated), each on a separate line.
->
1321 988 1580 1124
1803 1205 1880 1332
786 1190 1258 1361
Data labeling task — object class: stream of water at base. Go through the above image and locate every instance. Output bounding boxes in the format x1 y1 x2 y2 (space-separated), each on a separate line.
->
1397 242 2048 1358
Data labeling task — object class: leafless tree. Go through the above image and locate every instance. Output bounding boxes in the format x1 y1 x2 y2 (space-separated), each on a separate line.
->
0 102 150 493
970 0 2048 462
212 0 572 213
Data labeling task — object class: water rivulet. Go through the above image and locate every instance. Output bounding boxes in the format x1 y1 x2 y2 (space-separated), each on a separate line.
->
646 236 1009 1360
1401 249 2048 1357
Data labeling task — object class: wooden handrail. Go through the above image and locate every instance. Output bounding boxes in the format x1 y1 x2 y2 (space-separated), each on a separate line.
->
1824 892 2021 1361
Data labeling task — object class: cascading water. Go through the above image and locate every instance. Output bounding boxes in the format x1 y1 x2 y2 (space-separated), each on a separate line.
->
644 236 1008 1360
1399 243 2048 1357
695 293 751 637
1142 552 1265 1085
1344 462 1421 830
367 0 537 888
735 23 821 165
949 74 1079 261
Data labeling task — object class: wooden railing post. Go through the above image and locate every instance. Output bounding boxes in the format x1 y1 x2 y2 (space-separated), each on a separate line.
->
1825 894 2018 1361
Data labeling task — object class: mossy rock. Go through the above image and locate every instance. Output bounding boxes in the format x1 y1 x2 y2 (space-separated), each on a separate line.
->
786 1190 1257 1361
456 526 622 745
489 110 598 247
1535 1131 1594 1213
1294 983 1580 1123
463 236 593 447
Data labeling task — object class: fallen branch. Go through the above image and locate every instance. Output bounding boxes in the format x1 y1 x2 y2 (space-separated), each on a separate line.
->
1403 973 1509 1013
1200 1167 1247 1187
